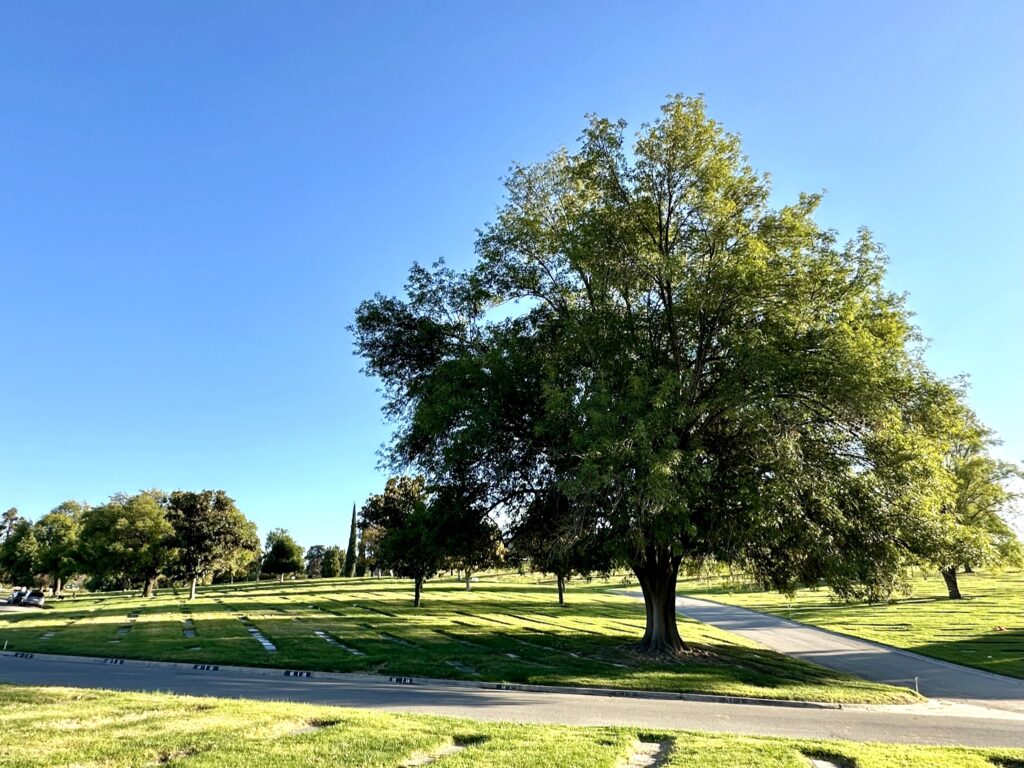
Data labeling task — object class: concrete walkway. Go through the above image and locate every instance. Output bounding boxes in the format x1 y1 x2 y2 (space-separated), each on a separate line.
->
644 592 1024 713
3 652 1024 748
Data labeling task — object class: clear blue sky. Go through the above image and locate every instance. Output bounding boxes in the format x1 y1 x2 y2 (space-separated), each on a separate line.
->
2 1 1022 548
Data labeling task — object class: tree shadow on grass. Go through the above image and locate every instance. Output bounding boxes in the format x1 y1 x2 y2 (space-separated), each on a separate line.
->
0 579 924 702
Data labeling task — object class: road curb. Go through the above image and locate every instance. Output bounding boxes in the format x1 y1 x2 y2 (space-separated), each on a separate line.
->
0 650 842 710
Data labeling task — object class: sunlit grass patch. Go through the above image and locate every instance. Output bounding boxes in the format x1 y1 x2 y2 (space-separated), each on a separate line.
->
0 684 1018 768
680 569 1024 679
0 574 919 703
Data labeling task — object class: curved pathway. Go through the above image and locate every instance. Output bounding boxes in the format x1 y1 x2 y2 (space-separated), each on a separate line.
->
624 592 1024 713
2 652 1024 748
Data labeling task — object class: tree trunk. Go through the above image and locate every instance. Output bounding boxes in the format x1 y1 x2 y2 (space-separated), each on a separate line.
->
51 577 62 597
963 564 974 574
941 566 962 600
189 576 198 601
142 575 157 598
413 575 423 608
465 568 472 591
557 574 565 607
279 573 285 583
632 547 686 654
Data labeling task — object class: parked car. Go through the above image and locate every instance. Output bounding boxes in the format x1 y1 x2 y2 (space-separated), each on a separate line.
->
23 590 45 608
7 587 29 605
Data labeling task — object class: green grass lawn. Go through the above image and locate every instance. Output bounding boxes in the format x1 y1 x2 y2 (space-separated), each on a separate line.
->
680 569 1024 679
0 574 916 704
0 683 1019 768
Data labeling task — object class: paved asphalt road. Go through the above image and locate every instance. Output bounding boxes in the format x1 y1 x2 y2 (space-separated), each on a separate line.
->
629 593 1024 714
2 652 1024 748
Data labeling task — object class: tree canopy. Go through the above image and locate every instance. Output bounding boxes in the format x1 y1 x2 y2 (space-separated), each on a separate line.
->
165 490 259 600
1 508 22 542
77 491 171 596
354 95 999 652
321 545 343 577
305 544 327 578
508 492 612 606
0 519 38 586
262 528 305 582
360 476 445 606
34 501 83 594
926 401 1023 598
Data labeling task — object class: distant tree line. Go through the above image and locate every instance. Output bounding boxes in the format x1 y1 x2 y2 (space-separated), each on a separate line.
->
0 491 353 599
0 491 372 598
1 491 260 598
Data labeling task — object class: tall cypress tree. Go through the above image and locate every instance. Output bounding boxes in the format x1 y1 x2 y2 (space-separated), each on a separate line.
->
343 503 358 577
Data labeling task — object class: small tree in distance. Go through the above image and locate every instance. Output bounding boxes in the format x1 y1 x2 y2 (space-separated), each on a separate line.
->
437 491 504 591
361 476 444 606
509 492 612 606
305 545 327 578
926 404 1023 599
262 529 305 582
321 545 343 577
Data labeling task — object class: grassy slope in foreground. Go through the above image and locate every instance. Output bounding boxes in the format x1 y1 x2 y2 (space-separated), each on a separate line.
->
0 575 916 704
680 570 1024 679
1 684 1020 768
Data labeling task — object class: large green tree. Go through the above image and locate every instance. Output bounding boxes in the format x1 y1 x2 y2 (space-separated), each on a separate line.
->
509 492 613 606
77 491 171 596
35 501 83 595
355 95 958 653
165 490 260 600
262 529 305 582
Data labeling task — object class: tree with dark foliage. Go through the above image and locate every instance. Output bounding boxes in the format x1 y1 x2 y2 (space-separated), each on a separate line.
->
343 503 358 577
361 476 444 606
